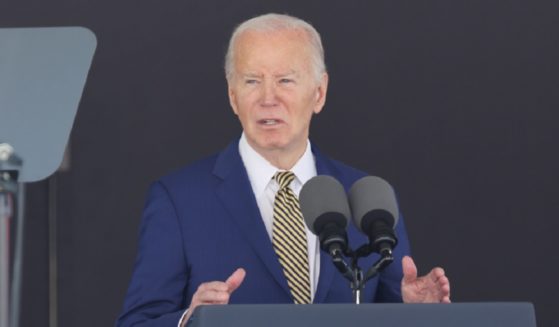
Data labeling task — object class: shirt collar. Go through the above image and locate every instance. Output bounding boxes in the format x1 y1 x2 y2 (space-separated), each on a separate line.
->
238 133 316 195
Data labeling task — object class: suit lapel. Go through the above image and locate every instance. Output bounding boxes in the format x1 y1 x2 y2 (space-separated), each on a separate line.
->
212 141 348 303
212 141 292 298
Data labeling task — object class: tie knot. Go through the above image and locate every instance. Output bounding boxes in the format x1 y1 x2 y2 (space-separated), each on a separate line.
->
275 171 295 189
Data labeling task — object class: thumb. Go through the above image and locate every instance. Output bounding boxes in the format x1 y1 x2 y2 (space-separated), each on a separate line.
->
402 256 418 284
225 268 246 293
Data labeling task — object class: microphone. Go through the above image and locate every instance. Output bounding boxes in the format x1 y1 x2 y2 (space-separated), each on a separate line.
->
299 175 351 256
348 176 399 256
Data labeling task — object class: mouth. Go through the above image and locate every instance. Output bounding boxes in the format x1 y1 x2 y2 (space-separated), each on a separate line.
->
258 119 283 126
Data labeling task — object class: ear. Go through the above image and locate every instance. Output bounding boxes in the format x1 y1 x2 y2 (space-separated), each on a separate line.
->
227 80 239 115
313 73 329 114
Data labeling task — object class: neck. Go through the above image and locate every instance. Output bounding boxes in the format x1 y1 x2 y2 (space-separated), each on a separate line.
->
263 150 304 170
249 141 308 171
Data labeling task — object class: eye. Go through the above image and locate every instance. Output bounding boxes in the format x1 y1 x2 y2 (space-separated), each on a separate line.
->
245 79 259 85
279 78 294 84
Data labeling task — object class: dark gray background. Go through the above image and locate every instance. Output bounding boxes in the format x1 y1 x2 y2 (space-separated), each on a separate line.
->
1 0 558 326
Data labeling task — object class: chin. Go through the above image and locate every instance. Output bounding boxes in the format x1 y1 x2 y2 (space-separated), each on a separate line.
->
259 141 288 152
252 137 289 152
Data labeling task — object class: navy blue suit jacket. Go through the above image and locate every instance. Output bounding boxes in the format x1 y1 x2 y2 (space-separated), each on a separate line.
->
117 140 411 326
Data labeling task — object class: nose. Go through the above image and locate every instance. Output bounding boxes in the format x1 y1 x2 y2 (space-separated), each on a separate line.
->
260 79 278 107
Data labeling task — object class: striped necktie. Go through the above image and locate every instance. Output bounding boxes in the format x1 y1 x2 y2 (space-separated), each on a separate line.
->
272 171 312 304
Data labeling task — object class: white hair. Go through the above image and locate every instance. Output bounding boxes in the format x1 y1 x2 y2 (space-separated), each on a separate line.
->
224 13 326 82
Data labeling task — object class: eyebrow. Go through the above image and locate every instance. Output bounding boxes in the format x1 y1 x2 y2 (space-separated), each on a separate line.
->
242 73 262 78
275 70 297 78
241 69 299 77
241 70 298 79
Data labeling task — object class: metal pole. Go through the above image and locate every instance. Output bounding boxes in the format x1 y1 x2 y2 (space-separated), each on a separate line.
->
48 175 58 327
0 143 23 327
0 190 13 327
9 183 24 327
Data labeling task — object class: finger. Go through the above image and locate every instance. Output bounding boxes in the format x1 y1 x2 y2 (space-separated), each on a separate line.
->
225 268 246 293
402 256 418 284
195 289 230 304
440 278 451 295
424 267 445 286
197 281 229 293
437 275 449 286
186 279 233 324
441 295 451 303
430 267 446 281
434 272 450 293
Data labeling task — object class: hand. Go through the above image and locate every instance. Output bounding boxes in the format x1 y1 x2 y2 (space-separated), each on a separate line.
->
182 268 246 325
401 256 450 303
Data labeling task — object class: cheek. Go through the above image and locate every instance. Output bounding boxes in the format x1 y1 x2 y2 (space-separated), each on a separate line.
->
237 89 261 108
235 101 257 126
299 94 320 117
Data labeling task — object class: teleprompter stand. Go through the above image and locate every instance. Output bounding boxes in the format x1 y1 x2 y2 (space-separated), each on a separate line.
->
0 27 97 327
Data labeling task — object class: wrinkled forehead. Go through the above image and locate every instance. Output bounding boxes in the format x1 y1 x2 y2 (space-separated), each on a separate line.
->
233 29 314 70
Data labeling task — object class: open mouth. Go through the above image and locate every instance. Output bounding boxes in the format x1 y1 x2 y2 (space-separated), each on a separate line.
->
259 119 281 125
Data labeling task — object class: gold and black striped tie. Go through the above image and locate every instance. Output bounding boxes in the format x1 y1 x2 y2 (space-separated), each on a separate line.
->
272 171 312 304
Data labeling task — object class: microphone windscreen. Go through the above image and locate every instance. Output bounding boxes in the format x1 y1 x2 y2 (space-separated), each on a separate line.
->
348 176 399 231
299 175 351 234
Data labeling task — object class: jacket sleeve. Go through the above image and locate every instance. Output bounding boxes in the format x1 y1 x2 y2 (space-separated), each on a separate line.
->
116 181 189 326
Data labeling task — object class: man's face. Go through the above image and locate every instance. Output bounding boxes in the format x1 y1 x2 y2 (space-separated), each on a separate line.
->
227 29 328 159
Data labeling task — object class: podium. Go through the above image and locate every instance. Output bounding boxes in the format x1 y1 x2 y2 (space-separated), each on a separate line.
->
189 303 536 327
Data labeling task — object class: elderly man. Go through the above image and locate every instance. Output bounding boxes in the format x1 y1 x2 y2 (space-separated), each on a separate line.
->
117 13 450 327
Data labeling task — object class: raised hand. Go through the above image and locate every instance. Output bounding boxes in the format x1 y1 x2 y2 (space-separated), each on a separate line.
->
182 268 246 325
401 256 450 303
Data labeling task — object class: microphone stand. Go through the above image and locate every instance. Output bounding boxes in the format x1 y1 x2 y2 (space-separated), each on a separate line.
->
328 244 394 304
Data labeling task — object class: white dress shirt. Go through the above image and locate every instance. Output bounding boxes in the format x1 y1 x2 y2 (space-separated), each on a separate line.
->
238 133 320 299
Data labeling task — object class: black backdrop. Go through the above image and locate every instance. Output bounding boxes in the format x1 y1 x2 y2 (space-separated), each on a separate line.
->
1 1 558 326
